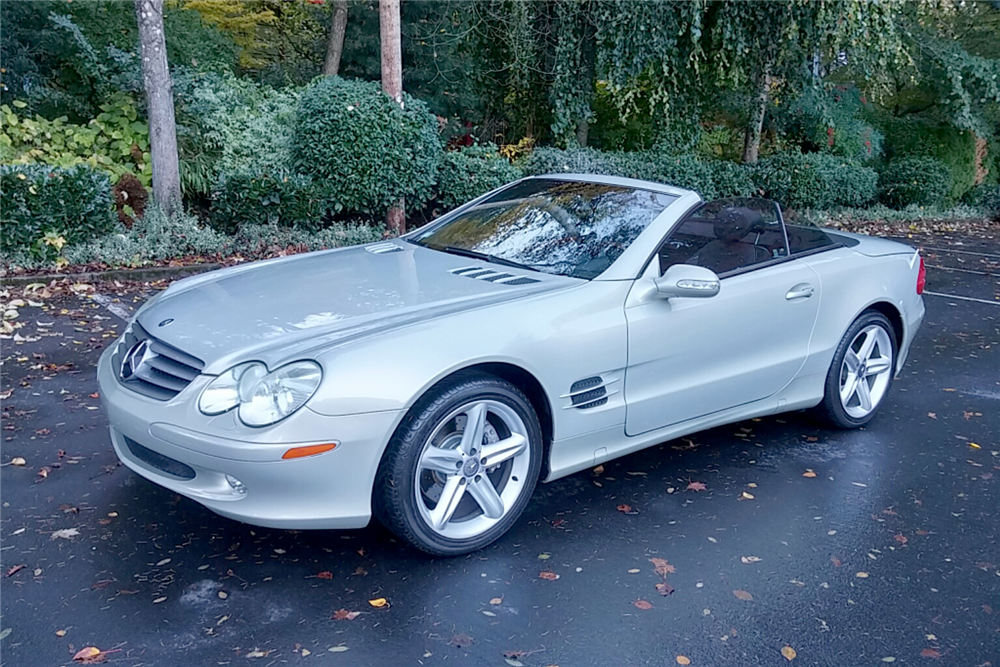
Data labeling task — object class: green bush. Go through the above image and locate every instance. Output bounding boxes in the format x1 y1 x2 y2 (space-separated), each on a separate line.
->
293 76 442 216
1 164 116 254
64 204 225 267
437 145 523 210
754 152 876 209
775 86 884 162
877 115 977 201
520 147 616 176
227 221 384 256
615 152 718 197
960 183 1000 216
877 157 951 208
210 169 328 234
705 160 759 198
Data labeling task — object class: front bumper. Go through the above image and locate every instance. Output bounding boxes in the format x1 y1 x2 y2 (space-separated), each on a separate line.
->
97 345 402 530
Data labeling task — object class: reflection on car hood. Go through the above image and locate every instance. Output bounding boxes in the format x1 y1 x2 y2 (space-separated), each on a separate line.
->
136 241 574 373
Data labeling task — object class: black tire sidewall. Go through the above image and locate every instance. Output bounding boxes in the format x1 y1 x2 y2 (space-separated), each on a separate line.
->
374 374 543 556
821 311 898 429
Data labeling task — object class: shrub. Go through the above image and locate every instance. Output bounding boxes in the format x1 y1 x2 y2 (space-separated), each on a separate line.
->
210 169 328 234
705 160 759 198
293 76 442 216
437 145 523 210
754 152 876 209
64 204 225 267
227 221 384 256
775 86 884 162
960 183 1000 217
520 147 616 176
877 157 951 208
615 152 718 197
1 164 116 254
877 115 977 201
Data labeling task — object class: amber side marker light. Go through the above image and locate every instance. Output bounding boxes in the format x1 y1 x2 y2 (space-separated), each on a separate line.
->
282 443 337 460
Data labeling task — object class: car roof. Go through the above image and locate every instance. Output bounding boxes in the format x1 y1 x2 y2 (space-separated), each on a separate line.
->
524 173 697 199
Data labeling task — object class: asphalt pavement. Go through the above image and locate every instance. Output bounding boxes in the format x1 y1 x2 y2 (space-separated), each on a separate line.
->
1 235 998 667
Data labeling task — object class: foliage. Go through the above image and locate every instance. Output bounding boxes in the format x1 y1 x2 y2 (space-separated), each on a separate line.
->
753 152 877 209
210 169 329 234
775 86 885 162
1 95 152 186
227 220 385 257
876 114 978 202
877 157 952 208
0 164 117 255
520 147 616 177
962 184 1000 217
293 76 442 216
63 204 226 268
436 145 523 210
705 160 759 198
113 173 149 227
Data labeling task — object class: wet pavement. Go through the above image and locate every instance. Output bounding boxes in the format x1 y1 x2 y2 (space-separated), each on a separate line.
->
1 234 998 667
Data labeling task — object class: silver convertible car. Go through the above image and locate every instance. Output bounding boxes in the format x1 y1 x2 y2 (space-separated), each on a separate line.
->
98 175 925 555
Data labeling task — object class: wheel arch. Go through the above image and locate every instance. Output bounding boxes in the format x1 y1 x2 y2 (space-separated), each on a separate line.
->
861 301 904 350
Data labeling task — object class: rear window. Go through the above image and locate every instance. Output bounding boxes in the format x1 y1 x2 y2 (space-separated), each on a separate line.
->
782 208 838 254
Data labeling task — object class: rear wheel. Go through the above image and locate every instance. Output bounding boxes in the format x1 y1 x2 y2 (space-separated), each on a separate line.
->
374 374 542 556
817 311 897 429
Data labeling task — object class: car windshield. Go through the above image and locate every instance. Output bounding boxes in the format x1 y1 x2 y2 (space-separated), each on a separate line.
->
411 179 676 279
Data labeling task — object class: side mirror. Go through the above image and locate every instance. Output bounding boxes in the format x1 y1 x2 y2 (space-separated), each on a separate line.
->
653 264 721 299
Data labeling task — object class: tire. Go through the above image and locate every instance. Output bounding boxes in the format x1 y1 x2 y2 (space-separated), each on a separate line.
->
817 310 898 429
374 373 543 556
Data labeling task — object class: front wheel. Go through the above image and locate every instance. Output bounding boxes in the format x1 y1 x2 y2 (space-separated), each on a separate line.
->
374 374 543 556
817 311 897 429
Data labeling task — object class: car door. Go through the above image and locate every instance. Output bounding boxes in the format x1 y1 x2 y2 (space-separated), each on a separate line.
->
623 198 821 436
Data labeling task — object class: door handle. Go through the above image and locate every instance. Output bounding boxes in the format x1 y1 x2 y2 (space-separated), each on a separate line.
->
786 283 815 300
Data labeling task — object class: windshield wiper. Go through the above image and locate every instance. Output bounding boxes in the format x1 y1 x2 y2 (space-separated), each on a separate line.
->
440 246 537 272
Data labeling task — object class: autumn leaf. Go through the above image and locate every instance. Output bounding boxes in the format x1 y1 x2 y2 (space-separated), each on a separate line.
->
490 597 503 605
10 457 26 466
245 649 270 658
538 570 560 581
676 656 691 665
316 571 333 579
732 589 753 601
802 470 817 478
894 534 908 545
5 564 25 577
368 597 388 608
830 556 842 567
740 556 762 564
633 599 653 610
650 557 675 576
781 646 797 661
449 633 474 648
332 609 359 620
51 528 80 540
920 648 942 658
36 466 50 481
740 491 755 500
855 572 870 578
655 582 675 596
617 504 638 514
686 481 707 491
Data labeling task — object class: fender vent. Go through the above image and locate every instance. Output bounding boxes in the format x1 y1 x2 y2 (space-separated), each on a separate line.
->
563 375 620 410
365 243 404 255
449 267 541 286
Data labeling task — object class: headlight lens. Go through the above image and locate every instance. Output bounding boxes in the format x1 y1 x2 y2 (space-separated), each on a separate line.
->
198 361 322 427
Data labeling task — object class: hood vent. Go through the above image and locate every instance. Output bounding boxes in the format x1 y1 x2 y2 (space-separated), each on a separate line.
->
365 243 404 255
450 266 540 285
562 375 620 410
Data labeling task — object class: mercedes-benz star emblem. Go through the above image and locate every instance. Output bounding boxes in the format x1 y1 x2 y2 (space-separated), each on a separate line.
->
120 339 155 380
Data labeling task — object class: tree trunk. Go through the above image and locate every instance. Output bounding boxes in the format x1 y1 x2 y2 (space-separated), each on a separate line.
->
322 0 349 76
575 9 596 148
741 60 773 165
379 0 405 234
135 0 181 214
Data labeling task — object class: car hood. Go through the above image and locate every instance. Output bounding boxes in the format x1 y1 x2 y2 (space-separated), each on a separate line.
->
136 241 575 374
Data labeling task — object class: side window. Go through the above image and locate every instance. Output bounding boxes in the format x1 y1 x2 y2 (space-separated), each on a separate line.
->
657 198 789 276
781 207 837 255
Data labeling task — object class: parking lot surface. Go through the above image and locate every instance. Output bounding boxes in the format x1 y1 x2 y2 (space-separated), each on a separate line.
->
1 232 998 666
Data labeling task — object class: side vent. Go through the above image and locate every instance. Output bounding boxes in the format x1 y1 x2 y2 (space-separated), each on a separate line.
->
449 267 541 286
365 243 404 255
562 375 620 410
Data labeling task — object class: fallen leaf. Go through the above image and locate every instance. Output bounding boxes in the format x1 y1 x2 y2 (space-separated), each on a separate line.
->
505 659 524 667
676 656 691 665
482 610 497 617
72 647 101 661
733 590 753 601
617 504 637 514
328 646 349 652
927 412 937 419
449 633 474 648
855 572 870 578
686 481 707 491
633 599 653 610
830 557 842 567
51 528 80 540
740 491 755 500
882 658 897 663
218 591 228 599
655 582 675 596
332 609 360 620
650 557 675 576
741 556 762 564
538 552 551 560
352 567 367 576
490 597 503 605
368 597 388 608
781 646 797 661
56 629 67 637
317 571 333 579
802 470 817 478
538 570 560 581
273 548 286 554
36 467 50 480
592 465 604 475
920 648 941 659
153 596 167 604
970 442 981 449
5 564 25 577
245 649 269 658
300 649 310 657
10 457 25 466
155 558 171 566
894 534 908 545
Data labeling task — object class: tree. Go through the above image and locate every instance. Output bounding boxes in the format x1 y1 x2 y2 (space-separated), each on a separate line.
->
380 0 405 234
323 0 349 76
135 0 181 213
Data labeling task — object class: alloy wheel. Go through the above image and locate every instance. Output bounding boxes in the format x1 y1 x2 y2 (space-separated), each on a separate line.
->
838 324 894 419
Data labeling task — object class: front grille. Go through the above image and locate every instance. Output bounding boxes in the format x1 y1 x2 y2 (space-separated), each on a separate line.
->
114 323 204 400
124 436 196 480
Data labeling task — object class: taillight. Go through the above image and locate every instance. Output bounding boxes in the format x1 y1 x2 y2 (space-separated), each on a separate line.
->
916 255 926 295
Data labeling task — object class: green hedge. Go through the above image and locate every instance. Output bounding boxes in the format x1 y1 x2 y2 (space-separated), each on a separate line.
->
878 116 977 202
961 183 1000 216
437 145 523 210
1 164 117 254
753 152 877 209
210 169 328 234
877 157 951 208
520 147 616 176
293 77 442 216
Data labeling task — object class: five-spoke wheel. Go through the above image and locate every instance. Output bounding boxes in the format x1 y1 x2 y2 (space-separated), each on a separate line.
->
375 374 542 555
819 310 897 428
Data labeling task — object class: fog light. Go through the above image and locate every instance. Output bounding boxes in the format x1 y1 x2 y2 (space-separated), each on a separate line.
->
225 474 247 495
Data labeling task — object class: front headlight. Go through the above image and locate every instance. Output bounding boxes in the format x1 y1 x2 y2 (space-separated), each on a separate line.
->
198 361 322 427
